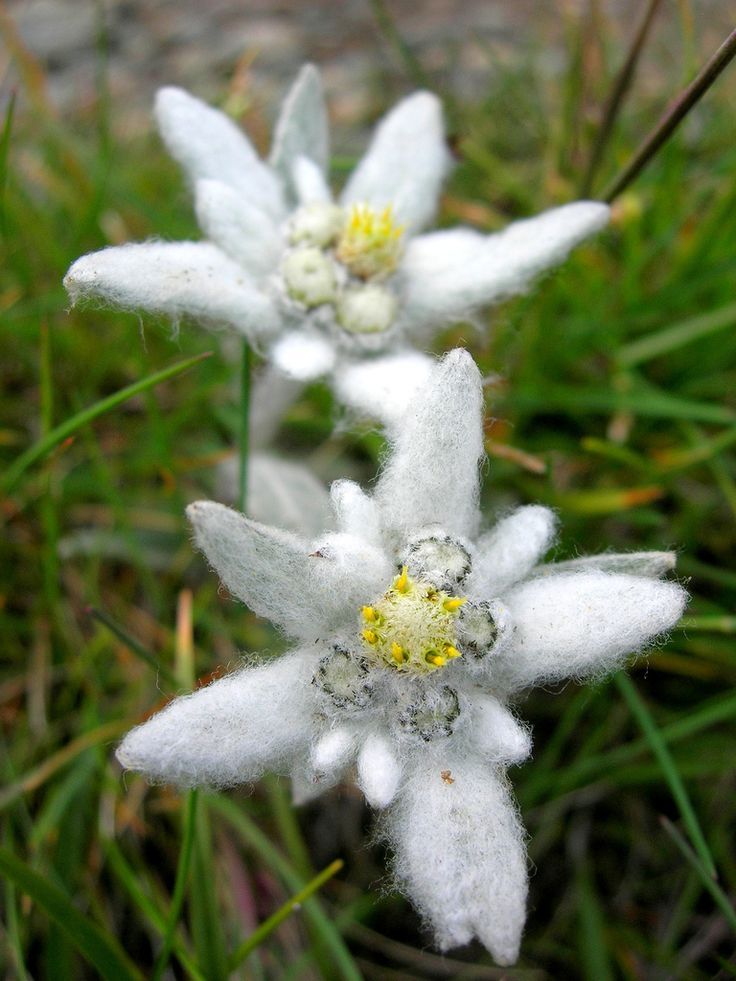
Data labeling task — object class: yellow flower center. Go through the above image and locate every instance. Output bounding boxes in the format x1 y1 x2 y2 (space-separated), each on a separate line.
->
360 566 465 674
335 204 404 280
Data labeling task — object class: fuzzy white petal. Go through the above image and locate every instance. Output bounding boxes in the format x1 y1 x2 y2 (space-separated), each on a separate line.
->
269 65 329 197
194 179 282 276
155 86 285 219
329 479 382 548
340 91 450 234
357 732 402 808
64 242 279 339
116 649 319 787
400 202 610 333
374 349 484 542
470 694 532 766
270 330 337 382
292 155 332 205
311 726 359 778
216 453 332 538
495 571 688 692
469 506 558 598
331 350 435 429
188 502 391 640
535 551 677 578
387 752 527 964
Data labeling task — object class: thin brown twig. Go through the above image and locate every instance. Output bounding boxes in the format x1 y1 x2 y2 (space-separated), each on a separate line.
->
601 27 736 202
581 0 664 196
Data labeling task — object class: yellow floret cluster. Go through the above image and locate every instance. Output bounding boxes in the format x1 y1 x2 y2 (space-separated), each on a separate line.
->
360 566 465 675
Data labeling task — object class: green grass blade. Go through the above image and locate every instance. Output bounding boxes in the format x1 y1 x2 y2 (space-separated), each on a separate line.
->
659 817 736 934
2 350 212 495
229 859 344 969
103 840 205 980
0 88 16 234
575 857 615 981
190 799 229 981
209 795 361 981
87 605 178 688
615 673 717 879
616 303 736 367
152 789 199 981
0 720 129 811
0 846 143 981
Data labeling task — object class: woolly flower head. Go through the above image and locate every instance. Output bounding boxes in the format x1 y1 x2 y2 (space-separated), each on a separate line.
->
116 350 686 965
64 65 610 426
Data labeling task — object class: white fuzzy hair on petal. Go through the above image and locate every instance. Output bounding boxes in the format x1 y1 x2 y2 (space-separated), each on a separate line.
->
400 202 610 335
374 349 484 543
116 649 320 787
155 86 285 219
496 571 688 692
194 179 283 277
64 242 280 339
270 330 337 382
385 751 527 965
187 502 392 641
269 64 329 198
329 479 382 548
357 732 403 808
469 505 558 598
340 91 451 235
535 550 677 578
331 350 435 429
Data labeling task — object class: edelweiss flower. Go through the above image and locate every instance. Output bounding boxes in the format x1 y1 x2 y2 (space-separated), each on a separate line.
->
65 66 610 425
117 350 686 964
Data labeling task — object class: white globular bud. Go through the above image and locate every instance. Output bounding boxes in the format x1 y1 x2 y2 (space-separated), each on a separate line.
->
288 203 344 249
282 247 337 307
403 530 472 591
456 602 499 659
312 646 374 711
337 284 397 335
395 685 461 742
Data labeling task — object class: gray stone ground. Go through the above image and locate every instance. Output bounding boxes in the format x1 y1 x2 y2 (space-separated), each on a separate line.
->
2 0 733 145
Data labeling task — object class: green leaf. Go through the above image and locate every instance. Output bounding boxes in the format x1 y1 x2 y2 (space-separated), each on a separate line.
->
615 673 717 878
1 351 212 495
0 847 143 981
616 302 736 367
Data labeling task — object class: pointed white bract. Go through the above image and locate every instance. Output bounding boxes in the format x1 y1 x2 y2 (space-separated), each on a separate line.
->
374 349 484 542
65 68 610 427
386 753 528 966
118 350 686 964
117 649 320 787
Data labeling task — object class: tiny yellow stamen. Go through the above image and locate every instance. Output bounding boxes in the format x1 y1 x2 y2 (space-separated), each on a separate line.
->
391 642 405 664
427 653 447 667
362 606 376 622
444 645 461 660
443 597 467 613
395 566 410 593
362 629 378 645
335 203 404 280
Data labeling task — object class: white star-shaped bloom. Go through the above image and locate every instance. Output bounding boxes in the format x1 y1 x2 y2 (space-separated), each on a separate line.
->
65 66 610 426
116 349 686 965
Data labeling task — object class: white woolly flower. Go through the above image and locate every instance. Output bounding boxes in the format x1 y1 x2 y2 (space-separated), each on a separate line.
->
116 349 687 965
64 65 610 427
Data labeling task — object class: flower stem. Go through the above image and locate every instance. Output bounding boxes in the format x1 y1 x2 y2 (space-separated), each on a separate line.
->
238 340 251 513
601 27 736 202
580 0 663 197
